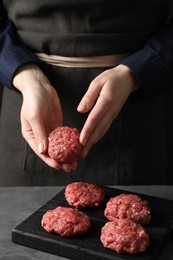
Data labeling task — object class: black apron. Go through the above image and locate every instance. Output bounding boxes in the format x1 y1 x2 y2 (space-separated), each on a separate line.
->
0 0 171 186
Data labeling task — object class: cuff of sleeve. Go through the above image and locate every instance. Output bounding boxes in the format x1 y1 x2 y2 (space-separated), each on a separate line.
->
119 46 173 96
0 45 41 89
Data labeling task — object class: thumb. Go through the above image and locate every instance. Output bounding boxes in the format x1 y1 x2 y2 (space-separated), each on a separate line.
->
32 119 48 154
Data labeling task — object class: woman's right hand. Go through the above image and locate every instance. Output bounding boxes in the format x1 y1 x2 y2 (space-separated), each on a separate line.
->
13 64 77 172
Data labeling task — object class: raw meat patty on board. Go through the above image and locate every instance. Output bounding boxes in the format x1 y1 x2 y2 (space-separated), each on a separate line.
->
100 219 150 254
65 182 105 208
41 206 91 237
104 193 151 225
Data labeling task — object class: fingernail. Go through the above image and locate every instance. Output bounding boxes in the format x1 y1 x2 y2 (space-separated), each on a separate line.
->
81 137 87 146
72 161 78 170
38 142 44 154
77 103 87 112
65 168 71 173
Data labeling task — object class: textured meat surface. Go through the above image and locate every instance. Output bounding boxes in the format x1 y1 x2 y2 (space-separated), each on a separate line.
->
65 182 105 208
104 193 151 225
48 126 83 163
100 219 150 254
41 206 91 237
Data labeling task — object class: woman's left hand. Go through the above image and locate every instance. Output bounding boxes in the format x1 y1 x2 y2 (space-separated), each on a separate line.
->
77 64 139 157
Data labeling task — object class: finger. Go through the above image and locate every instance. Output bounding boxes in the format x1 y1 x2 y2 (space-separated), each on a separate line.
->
30 117 49 154
61 164 73 172
81 90 126 157
25 134 61 169
71 161 78 170
79 93 110 145
23 129 76 170
77 78 103 113
38 153 62 169
81 110 114 157
61 160 78 172
21 118 59 169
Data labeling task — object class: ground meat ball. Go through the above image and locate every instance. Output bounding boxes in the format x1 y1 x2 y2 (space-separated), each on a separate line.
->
65 182 105 208
100 219 150 254
104 193 151 225
41 206 91 237
48 126 83 163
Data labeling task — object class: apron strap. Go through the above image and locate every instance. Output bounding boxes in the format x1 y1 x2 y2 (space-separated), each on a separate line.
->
35 52 129 68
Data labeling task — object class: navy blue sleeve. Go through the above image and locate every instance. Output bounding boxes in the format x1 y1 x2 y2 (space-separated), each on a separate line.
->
0 6 41 89
120 18 173 96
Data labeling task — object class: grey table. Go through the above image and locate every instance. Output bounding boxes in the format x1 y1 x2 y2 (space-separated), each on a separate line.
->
0 186 173 260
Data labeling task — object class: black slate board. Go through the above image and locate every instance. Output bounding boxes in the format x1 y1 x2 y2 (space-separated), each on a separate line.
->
12 187 173 260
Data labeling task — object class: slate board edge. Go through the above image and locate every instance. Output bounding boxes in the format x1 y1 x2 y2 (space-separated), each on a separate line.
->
11 228 123 260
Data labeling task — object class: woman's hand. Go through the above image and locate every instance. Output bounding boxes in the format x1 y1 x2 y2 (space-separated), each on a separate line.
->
13 64 77 172
77 64 140 157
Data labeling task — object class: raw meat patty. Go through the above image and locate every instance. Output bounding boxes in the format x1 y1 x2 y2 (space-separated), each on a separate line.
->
65 182 105 208
100 219 150 254
41 206 91 237
104 193 151 225
48 126 83 163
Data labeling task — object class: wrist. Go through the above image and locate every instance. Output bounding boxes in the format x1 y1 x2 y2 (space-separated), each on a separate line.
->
118 64 140 92
13 64 41 93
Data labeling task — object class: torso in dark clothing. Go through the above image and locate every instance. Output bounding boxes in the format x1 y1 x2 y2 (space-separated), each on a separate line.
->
0 0 170 186
3 0 170 55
